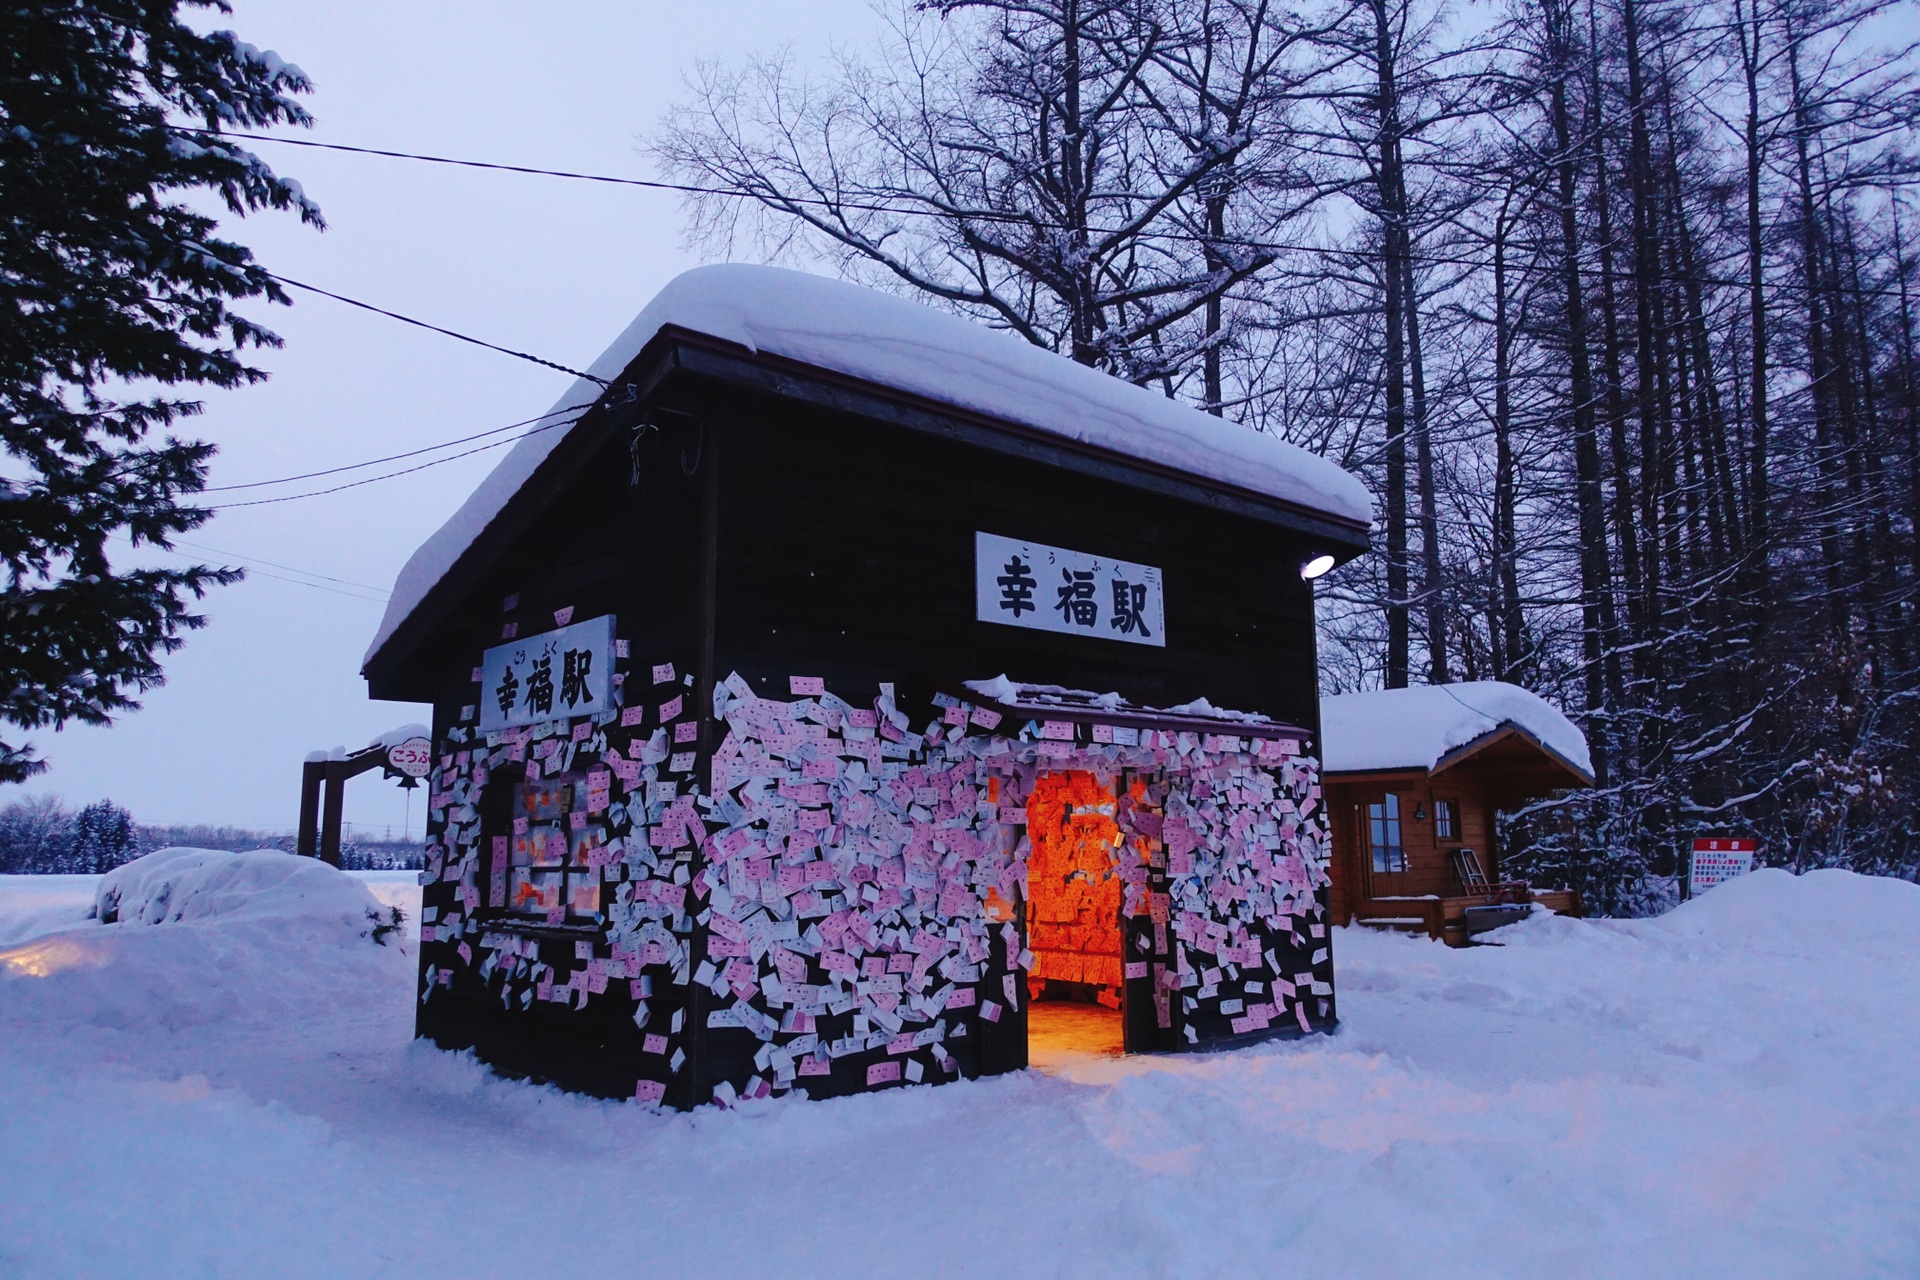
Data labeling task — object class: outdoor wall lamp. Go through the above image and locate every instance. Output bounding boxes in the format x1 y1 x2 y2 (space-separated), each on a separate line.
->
1300 553 1336 581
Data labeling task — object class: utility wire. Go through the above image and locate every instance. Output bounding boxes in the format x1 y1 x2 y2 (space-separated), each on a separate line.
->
206 414 583 509
263 271 609 385
213 129 1920 301
171 538 392 595
126 539 392 603
202 401 596 492
203 130 1014 221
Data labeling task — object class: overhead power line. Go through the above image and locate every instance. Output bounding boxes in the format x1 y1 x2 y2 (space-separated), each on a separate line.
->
210 128 1920 300
171 538 392 595
202 401 596 492
205 413 583 510
263 271 609 385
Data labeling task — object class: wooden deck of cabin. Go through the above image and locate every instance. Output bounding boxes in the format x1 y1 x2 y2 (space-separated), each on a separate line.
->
1353 888 1581 946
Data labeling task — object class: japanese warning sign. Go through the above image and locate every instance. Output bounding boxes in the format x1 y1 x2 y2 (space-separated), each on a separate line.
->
975 531 1165 647
479 613 616 732
1689 837 1756 896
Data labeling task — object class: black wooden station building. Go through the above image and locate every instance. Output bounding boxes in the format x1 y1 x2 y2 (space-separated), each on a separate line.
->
363 265 1373 1109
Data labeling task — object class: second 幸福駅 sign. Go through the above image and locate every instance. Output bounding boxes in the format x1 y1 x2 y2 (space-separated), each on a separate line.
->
974 531 1165 647
479 613 617 732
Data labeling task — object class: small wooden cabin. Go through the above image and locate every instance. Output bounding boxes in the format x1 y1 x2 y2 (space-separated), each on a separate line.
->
1318 682 1592 945
362 265 1373 1109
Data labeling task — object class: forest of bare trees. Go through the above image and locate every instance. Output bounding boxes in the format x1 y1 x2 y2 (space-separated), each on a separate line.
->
655 0 1920 910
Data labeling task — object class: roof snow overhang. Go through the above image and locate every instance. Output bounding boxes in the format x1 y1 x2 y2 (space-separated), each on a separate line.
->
1429 722 1595 788
961 677 1310 742
363 328 1371 699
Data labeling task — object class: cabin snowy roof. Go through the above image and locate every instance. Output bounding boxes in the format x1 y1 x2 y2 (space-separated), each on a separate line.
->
1319 681 1593 781
365 264 1372 667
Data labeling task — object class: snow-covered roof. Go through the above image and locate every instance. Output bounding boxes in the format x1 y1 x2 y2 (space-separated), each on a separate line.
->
366 264 1372 667
1319 681 1592 781
962 676 1304 737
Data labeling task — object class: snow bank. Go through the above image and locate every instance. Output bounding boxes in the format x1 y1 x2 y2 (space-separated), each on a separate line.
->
2 866 1916 1278
367 264 1373 665
1320 680 1592 778
0 853 408 1047
95 846 393 930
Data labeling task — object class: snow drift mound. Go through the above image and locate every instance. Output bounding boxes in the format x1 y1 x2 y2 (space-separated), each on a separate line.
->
1643 865 1920 948
95 846 399 936
1478 865 1920 970
0 849 410 1038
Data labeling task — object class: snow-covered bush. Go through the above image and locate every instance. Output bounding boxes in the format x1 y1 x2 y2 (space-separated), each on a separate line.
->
95 847 404 945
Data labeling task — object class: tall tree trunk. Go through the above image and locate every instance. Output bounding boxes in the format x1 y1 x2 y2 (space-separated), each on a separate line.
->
1374 0 1412 687
1492 188 1528 681
1405 250 1448 682
1787 26 1847 631
1545 0 1615 784
1588 0 1639 706
1734 0 1771 585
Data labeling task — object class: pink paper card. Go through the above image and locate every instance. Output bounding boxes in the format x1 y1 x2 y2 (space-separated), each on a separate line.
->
553 606 575 626
866 1061 902 1086
634 1079 666 1104
674 720 698 743
659 695 683 721
789 675 825 696
620 705 645 727
652 662 675 684
643 1033 668 1054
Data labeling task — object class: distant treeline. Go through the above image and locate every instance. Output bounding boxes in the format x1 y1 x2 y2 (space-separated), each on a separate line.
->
0 794 423 874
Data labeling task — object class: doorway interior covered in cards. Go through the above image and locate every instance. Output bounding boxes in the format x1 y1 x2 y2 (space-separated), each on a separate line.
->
1023 769 1135 1058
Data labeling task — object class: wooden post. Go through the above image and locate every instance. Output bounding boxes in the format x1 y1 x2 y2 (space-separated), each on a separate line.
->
686 412 718 1109
297 760 326 858
319 765 347 868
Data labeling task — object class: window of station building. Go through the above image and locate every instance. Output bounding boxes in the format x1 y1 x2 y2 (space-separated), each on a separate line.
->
1433 797 1458 842
502 771 604 921
1368 793 1406 873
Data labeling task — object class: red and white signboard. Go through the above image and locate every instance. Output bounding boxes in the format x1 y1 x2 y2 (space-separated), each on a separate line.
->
385 737 433 780
1690 837 1757 896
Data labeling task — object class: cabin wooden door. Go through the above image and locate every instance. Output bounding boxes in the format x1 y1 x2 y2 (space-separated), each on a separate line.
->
1359 790 1413 901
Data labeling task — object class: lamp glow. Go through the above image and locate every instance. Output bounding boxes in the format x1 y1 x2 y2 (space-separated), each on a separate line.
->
1300 554 1336 581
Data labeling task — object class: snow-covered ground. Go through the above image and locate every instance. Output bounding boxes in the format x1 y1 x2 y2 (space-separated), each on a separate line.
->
2 858 1915 1279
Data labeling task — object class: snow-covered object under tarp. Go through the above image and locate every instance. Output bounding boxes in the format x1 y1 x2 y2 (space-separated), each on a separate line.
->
1319 680 1592 780
366 264 1373 666
94 847 393 933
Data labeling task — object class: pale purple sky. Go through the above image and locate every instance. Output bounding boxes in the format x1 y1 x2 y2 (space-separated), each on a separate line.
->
27 0 874 837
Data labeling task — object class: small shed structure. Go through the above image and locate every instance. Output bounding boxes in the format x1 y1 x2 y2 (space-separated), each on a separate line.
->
1319 682 1593 944
364 265 1372 1108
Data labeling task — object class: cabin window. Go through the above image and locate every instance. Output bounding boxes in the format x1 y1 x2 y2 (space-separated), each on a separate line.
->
1367 794 1406 873
1433 797 1458 842
504 771 603 920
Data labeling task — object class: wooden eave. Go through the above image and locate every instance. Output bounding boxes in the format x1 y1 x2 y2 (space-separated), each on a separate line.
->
1321 725 1593 791
363 326 1373 699
1428 723 1594 788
